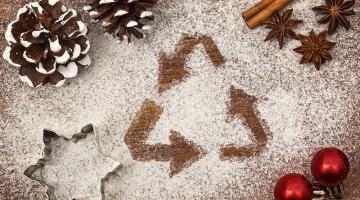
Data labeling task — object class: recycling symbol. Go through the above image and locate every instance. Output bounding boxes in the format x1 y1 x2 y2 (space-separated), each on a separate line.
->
124 34 269 177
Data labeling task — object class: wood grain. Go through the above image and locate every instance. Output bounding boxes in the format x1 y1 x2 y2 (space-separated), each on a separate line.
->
0 1 359 200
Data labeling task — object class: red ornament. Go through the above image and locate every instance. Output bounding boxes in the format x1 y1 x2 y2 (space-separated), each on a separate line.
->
311 147 350 186
274 173 313 200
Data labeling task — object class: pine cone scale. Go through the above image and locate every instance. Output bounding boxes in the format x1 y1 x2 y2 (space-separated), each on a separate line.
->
19 64 47 87
128 28 144 39
47 70 65 87
62 40 78 59
37 56 56 74
76 36 90 55
53 48 71 64
40 0 63 19
115 5 130 17
24 43 46 63
6 21 27 45
76 54 91 68
3 46 27 67
57 62 78 78
29 2 44 19
102 15 118 30
91 4 114 19
20 31 44 47
49 35 62 53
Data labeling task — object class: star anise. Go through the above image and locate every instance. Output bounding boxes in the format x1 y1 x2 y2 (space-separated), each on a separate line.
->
312 0 356 34
293 30 336 70
263 9 303 49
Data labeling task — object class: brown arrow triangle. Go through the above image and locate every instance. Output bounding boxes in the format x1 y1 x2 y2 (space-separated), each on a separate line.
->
158 51 191 93
220 85 269 160
124 100 207 177
158 34 224 93
168 130 206 177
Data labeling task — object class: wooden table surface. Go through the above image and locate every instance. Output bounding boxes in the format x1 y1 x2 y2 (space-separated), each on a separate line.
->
0 0 359 199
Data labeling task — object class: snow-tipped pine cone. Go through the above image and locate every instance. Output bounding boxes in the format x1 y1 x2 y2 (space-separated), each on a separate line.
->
3 0 91 87
84 0 158 43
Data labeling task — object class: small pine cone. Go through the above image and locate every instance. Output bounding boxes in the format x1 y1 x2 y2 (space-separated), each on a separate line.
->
84 0 158 43
3 0 91 88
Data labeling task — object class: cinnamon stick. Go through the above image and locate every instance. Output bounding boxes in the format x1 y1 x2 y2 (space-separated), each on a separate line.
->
242 0 275 21
245 0 293 29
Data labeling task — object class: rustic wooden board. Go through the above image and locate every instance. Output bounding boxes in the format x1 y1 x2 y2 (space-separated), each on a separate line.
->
0 0 359 199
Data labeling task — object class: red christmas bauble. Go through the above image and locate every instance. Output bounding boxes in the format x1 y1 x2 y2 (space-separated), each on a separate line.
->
311 147 350 186
274 173 313 200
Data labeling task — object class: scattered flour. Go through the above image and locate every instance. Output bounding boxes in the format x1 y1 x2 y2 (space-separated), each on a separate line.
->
0 0 359 199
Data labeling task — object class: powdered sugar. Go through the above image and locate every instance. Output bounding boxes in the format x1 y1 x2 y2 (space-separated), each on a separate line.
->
77 55 91 67
23 51 37 63
5 21 17 44
1 0 359 199
57 62 78 78
19 74 37 87
20 33 32 48
114 10 128 17
16 6 29 20
55 9 77 25
71 44 82 60
48 0 59 6
76 21 88 36
2 46 20 67
29 2 44 15
81 40 90 54
32 29 49 38
54 50 70 64
99 0 117 5
49 36 62 53
54 79 66 87
36 62 56 75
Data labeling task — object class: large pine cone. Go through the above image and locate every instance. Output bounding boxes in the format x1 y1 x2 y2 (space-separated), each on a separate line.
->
84 0 158 43
3 0 91 87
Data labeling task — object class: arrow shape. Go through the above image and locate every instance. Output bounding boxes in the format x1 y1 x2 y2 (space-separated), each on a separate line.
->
124 100 206 177
158 34 225 93
220 85 269 160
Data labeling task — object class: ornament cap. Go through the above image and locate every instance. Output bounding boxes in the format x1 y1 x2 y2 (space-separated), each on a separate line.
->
312 182 346 200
